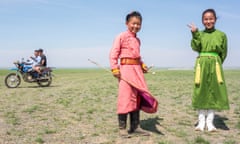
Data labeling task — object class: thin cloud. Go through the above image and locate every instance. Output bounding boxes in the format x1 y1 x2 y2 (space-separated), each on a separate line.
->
0 0 49 6
219 11 240 20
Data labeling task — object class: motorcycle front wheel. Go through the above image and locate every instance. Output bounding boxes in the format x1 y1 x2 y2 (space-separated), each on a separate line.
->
5 73 21 88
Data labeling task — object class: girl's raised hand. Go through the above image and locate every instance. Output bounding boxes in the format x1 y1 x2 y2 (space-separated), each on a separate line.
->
187 23 198 32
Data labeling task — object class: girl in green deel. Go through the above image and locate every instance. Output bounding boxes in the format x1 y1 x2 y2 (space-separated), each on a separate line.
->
188 9 229 132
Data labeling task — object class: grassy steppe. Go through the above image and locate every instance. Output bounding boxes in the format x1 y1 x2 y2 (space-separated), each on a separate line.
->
0 69 239 144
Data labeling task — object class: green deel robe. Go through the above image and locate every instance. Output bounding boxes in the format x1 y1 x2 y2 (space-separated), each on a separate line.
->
191 28 229 110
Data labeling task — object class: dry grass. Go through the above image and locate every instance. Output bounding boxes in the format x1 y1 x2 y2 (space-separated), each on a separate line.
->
0 69 239 144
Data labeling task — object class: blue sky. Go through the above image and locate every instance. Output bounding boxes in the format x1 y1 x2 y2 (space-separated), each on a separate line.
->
1 0 240 68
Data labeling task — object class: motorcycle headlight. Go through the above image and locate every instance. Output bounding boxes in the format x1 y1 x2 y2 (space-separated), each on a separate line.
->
13 60 20 64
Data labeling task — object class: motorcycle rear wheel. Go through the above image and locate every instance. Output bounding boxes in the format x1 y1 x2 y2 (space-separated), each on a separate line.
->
37 76 52 87
5 73 21 88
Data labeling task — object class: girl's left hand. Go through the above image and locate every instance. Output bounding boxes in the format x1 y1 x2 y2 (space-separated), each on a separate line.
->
187 23 198 32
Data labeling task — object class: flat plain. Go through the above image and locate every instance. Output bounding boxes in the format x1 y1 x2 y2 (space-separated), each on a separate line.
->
0 69 239 144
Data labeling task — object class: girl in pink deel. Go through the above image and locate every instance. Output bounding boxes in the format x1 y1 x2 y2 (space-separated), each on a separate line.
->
109 11 150 137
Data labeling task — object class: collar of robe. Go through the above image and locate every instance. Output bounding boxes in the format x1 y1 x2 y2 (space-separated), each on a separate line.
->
204 27 216 33
127 30 137 37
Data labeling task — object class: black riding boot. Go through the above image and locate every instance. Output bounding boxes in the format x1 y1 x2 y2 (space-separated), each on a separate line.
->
118 114 130 138
129 110 150 136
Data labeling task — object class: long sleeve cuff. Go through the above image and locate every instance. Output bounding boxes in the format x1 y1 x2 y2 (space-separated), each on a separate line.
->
192 30 200 39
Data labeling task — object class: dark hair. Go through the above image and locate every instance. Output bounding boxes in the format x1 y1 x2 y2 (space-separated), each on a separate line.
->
38 48 43 52
202 8 217 20
126 11 142 22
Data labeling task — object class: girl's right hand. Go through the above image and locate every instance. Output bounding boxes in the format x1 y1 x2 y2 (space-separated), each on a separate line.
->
112 68 120 78
187 23 198 32
141 63 148 73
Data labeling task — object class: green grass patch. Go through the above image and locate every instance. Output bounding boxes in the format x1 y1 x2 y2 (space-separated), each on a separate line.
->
193 136 210 144
35 136 44 144
224 140 238 144
44 128 57 134
56 97 72 107
236 120 240 129
4 111 20 125
23 105 41 114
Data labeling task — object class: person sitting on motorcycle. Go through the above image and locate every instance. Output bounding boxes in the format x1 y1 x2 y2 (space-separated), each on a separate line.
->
30 49 41 74
34 48 47 75
38 48 47 67
32 48 47 75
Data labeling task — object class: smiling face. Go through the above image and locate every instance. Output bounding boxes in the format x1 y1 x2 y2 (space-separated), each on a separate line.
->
126 16 142 34
34 51 39 57
202 11 216 30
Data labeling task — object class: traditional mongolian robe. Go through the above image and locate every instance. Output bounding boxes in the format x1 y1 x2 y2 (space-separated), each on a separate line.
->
191 28 229 110
109 30 154 114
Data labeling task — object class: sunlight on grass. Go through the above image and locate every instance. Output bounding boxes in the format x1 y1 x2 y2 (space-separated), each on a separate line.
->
0 69 240 143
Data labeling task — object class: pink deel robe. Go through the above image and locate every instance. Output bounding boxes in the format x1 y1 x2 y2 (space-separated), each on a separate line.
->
109 30 149 114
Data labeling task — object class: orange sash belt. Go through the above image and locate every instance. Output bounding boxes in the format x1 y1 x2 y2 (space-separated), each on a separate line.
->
120 58 141 65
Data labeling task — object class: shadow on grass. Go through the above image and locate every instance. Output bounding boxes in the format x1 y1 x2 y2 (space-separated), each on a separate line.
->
15 85 59 89
214 114 229 130
140 116 164 135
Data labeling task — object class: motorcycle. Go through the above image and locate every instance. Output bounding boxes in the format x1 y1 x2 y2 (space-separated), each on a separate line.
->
5 58 53 88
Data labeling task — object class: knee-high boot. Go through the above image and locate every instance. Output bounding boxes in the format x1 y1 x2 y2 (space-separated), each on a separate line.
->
129 110 150 136
206 110 217 132
195 110 206 131
118 114 130 137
